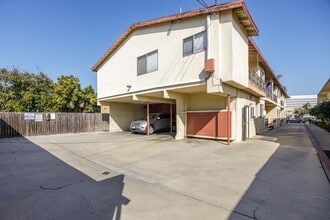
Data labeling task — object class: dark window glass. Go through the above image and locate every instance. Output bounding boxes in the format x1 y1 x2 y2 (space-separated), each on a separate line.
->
137 50 158 75
183 31 206 57
183 36 193 56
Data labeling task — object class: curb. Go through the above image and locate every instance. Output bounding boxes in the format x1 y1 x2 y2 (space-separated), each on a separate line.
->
305 125 330 182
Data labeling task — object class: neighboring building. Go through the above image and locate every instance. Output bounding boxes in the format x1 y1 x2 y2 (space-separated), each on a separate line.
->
92 1 288 142
286 95 317 119
286 95 317 109
318 78 330 103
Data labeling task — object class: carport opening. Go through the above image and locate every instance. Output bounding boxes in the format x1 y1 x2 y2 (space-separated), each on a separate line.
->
146 103 176 135
130 103 176 136
148 103 176 115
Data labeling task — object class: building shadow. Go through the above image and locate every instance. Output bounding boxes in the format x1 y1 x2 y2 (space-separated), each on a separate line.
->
0 118 22 138
0 133 130 219
228 124 330 220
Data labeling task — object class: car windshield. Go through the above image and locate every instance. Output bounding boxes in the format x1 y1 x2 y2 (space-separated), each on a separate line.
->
141 113 159 120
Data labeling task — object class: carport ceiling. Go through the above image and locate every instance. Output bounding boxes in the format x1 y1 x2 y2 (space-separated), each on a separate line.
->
169 84 206 94
99 84 206 104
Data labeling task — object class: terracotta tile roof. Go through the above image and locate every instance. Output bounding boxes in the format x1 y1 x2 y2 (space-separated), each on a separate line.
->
92 0 258 72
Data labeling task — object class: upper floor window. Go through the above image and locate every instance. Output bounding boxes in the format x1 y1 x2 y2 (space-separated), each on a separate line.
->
183 31 206 56
137 50 158 75
266 82 272 93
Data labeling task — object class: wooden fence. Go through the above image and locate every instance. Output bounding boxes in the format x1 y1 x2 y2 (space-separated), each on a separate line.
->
0 112 109 138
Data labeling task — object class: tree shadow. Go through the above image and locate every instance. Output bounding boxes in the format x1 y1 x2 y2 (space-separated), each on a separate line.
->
0 134 130 220
228 124 330 220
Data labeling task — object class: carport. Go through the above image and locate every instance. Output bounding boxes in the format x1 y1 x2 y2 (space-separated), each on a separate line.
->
99 90 179 137
99 83 231 143
145 103 176 135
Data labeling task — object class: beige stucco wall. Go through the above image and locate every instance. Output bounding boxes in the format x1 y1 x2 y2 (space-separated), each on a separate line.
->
97 16 208 100
233 90 258 141
232 13 249 87
187 93 226 111
318 93 330 103
108 103 145 132
265 106 281 127
218 11 248 88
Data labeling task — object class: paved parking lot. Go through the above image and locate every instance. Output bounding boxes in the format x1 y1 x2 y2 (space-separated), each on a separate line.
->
1 124 329 219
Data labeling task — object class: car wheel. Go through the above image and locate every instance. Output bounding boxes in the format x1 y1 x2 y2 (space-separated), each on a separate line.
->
149 125 154 134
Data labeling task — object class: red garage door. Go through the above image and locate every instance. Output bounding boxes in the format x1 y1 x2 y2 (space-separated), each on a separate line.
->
187 111 231 139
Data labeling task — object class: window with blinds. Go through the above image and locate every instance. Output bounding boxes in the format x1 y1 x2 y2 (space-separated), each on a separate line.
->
137 50 158 75
183 31 206 56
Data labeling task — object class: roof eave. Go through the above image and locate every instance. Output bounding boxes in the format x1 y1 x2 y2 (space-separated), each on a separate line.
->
92 0 259 72
248 38 289 98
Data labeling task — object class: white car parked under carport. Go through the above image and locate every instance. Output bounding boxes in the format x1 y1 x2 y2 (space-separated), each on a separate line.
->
130 113 176 134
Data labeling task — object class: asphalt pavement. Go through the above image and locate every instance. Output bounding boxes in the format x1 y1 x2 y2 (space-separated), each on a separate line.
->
0 123 329 220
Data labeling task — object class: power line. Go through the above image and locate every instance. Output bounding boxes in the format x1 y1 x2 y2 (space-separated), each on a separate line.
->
196 0 208 8
201 0 208 7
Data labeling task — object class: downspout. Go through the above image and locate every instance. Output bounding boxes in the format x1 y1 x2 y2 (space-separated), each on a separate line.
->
170 103 173 133
147 102 150 136
227 95 231 145
206 15 211 60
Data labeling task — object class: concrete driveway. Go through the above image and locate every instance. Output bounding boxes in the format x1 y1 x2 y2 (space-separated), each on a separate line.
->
1 124 329 219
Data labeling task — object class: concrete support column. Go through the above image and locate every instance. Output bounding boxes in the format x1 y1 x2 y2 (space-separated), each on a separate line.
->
175 97 186 140
164 90 187 140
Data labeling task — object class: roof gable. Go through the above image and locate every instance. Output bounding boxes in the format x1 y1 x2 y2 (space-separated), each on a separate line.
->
92 0 258 72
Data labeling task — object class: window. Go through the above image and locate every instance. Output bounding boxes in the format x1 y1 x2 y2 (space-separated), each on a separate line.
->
250 107 255 119
183 31 206 56
266 82 272 92
137 50 158 75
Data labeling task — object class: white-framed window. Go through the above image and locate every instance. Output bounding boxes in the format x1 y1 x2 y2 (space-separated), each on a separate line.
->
183 31 206 56
137 50 158 75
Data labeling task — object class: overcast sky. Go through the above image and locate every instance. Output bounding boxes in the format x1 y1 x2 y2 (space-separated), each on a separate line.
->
1 0 329 95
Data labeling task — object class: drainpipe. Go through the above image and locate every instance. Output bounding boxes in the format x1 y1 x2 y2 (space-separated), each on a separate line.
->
227 95 231 145
147 102 150 136
170 103 173 133
206 15 211 60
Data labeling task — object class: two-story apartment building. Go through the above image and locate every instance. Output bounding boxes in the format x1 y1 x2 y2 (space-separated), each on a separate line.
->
92 0 288 142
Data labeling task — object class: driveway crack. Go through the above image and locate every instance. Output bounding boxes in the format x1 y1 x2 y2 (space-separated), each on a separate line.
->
39 183 72 190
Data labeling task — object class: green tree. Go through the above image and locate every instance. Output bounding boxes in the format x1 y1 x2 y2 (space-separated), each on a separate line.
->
1 67 99 113
0 68 54 112
52 75 83 112
52 75 99 112
302 102 312 115
310 101 330 123
81 85 99 112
